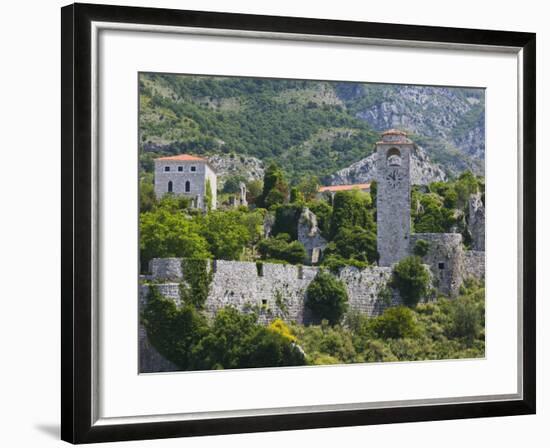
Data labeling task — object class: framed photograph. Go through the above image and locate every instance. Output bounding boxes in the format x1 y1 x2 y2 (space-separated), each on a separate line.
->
61 2 536 444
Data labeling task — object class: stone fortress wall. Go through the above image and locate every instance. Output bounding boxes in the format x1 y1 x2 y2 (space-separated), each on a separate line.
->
145 258 401 324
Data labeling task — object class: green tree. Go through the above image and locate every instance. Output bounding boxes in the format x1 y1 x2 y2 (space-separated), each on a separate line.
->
139 180 157 212
329 190 373 239
141 286 209 369
455 170 479 207
289 186 304 204
306 200 332 239
370 306 419 339
297 175 320 201
246 179 263 205
306 271 349 325
446 297 482 344
258 233 306 264
324 225 377 264
413 239 430 257
205 178 213 212
139 208 211 270
391 256 431 307
193 307 305 369
222 175 247 194
258 163 289 209
200 210 253 260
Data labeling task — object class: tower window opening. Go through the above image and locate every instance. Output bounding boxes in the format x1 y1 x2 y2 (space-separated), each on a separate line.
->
386 147 402 167
190 166 197 172
167 181 173 193
164 166 170 172
438 262 445 269
185 181 191 192
178 166 183 172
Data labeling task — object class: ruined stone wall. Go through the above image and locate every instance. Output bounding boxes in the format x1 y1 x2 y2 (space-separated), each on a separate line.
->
410 233 464 297
463 250 485 281
297 208 327 264
143 258 399 324
468 193 485 251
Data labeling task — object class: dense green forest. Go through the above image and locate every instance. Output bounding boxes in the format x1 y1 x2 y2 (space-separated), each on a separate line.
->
139 74 485 182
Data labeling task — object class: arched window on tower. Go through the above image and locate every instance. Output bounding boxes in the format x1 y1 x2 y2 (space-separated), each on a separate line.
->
386 147 402 167
167 181 173 193
185 180 191 192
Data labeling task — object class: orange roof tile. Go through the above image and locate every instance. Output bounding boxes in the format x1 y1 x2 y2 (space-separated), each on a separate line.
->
318 183 371 193
155 154 208 162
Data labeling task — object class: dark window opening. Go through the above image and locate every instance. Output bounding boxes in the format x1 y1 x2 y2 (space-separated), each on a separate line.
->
185 181 191 192
438 262 445 269
178 166 183 172
167 181 173 193
261 299 267 306
164 166 170 172
190 166 197 172
256 262 264 277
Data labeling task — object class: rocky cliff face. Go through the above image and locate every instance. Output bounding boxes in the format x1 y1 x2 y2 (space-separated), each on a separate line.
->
336 84 485 175
327 145 446 186
206 154 264 188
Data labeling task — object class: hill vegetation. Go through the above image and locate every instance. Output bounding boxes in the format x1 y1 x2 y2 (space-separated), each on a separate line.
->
139 74 485 182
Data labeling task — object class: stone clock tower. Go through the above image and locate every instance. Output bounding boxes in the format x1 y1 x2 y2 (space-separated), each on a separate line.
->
376 129 413 266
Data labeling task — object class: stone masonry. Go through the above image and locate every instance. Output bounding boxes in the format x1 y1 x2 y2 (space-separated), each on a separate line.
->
468 192 485 251
154 154 217 210
297 207 328 264
143 258 400 324
376 129 413 266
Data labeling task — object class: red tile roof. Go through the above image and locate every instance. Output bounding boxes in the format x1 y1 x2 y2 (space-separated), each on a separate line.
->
318 183 371 193
155 154 207 162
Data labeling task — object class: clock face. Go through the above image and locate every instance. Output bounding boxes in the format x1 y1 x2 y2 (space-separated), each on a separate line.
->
386 169 403 188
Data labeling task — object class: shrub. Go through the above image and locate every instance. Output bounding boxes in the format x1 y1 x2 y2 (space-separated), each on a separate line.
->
413 239 430 257
305 271 349 325
141 286 209 370
391 256 431 307
370 306 419 339
446 298 482 344
258 233 306 264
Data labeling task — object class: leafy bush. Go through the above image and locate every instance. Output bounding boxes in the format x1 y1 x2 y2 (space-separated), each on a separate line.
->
179 258 213 309
413 239 430 257
306 271 349 325
391 256 431 307
321 254 368 274
329 190 374 239
258 233 306 264
324 225 378 264
222 175 247 194
370 306 419 339
139 208 211 270
141 286 209 370
258 163 289 209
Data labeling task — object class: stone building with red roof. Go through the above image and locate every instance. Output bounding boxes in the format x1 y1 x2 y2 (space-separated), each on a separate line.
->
154 154 217 210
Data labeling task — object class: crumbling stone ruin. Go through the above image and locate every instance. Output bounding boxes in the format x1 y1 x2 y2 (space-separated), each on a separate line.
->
468 192 485 251
297 207 327 264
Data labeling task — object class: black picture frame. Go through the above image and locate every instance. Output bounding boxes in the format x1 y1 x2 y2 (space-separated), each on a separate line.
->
61 2 536 444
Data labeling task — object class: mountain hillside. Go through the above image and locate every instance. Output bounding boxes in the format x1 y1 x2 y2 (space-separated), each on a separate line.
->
139 74 485 182
335 83 485 174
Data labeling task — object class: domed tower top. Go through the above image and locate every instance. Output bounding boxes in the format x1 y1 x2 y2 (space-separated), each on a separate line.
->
378 129 413 144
